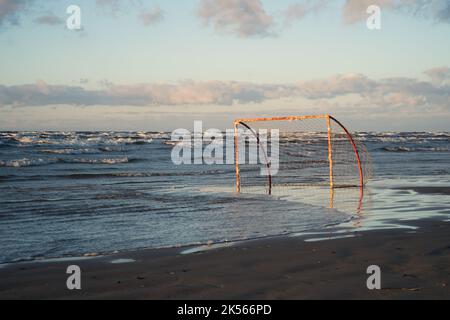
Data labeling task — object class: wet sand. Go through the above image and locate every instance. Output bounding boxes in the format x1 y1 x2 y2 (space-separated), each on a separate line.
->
0 220 449 300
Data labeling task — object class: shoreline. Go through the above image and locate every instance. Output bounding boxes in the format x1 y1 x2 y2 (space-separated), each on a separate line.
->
5 183 448 268
0 218 449 299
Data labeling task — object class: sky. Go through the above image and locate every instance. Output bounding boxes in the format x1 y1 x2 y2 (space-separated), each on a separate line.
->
0 0 449 131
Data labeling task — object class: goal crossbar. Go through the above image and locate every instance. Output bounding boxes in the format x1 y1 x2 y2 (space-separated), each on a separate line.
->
234 115 329 124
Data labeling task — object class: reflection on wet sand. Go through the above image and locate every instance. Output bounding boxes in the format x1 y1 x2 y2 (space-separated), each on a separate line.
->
276 185 367 221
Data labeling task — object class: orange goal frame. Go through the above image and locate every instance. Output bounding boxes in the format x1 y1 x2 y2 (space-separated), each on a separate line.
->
233 115 364 195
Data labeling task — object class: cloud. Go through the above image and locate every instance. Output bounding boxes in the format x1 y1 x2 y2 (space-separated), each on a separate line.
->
96 0 164 26
139 6 164 26
297 73 377 99
198 0 275 38
95 0 143 13
0 0 34 26
407 0 450 23
0 80 293 107
96 0 119 5
284 4 308 22
364 76 449 110
436 0 450 22
342 0 450 24
342 0 396 24
1 70 449 114
34 13 63 26
424 66 450 85
95 0 122 10
284 0 329 24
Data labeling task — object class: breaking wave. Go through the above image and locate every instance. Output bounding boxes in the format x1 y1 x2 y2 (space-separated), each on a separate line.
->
0 158 56 167
381 146 450 153
66 157 132 165
40 148 101 155
0 132 160 148
0 157 134 167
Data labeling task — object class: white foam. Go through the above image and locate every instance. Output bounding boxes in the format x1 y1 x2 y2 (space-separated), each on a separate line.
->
0 158 56 167
110 259 136 264
304 234 356 242
67 157 130 165
41 148 99 155
181 242 235 255
35 256 100 263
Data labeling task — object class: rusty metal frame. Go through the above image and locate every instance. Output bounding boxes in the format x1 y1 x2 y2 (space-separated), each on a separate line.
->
326 115 334 189
234 120 273 195
234 115 365 195
329 116 364 188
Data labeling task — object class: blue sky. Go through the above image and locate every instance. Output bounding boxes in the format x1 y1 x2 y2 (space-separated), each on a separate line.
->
0 0 449 131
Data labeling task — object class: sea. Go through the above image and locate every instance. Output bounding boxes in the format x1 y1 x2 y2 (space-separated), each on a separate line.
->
0 131 449 264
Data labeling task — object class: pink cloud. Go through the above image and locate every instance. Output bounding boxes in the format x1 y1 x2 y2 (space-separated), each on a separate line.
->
198 0 275 38
424 66 450 85
139 6 164 26
1 70 448 113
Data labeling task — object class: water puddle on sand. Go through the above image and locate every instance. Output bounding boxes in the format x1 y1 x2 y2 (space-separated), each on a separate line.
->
35 256 100 263
0 256 99 268
110 259 136 264
304 235 357 242
181 242 235 255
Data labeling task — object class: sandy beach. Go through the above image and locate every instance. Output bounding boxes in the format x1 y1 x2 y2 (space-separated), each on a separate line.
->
0 219 449 300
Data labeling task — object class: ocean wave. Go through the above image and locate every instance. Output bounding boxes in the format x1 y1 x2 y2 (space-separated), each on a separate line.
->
1 132 156 148
40 148 100 155
381 146 450 153
2 132 449 148
65 172 151 179
0 157 134 167
0 158 57 167
12 137 35 144
84 137 154 145
66 157 132 165
35 169 237 180
98 146 126 152
163 141 191 146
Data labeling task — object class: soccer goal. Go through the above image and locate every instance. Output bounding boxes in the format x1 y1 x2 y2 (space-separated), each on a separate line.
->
233 115 372 196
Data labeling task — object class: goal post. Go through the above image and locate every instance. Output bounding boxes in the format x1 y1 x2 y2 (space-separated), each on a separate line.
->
329 115 365 188
233 115 371 195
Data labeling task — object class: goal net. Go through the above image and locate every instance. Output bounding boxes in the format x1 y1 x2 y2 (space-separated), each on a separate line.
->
234 115 372 197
